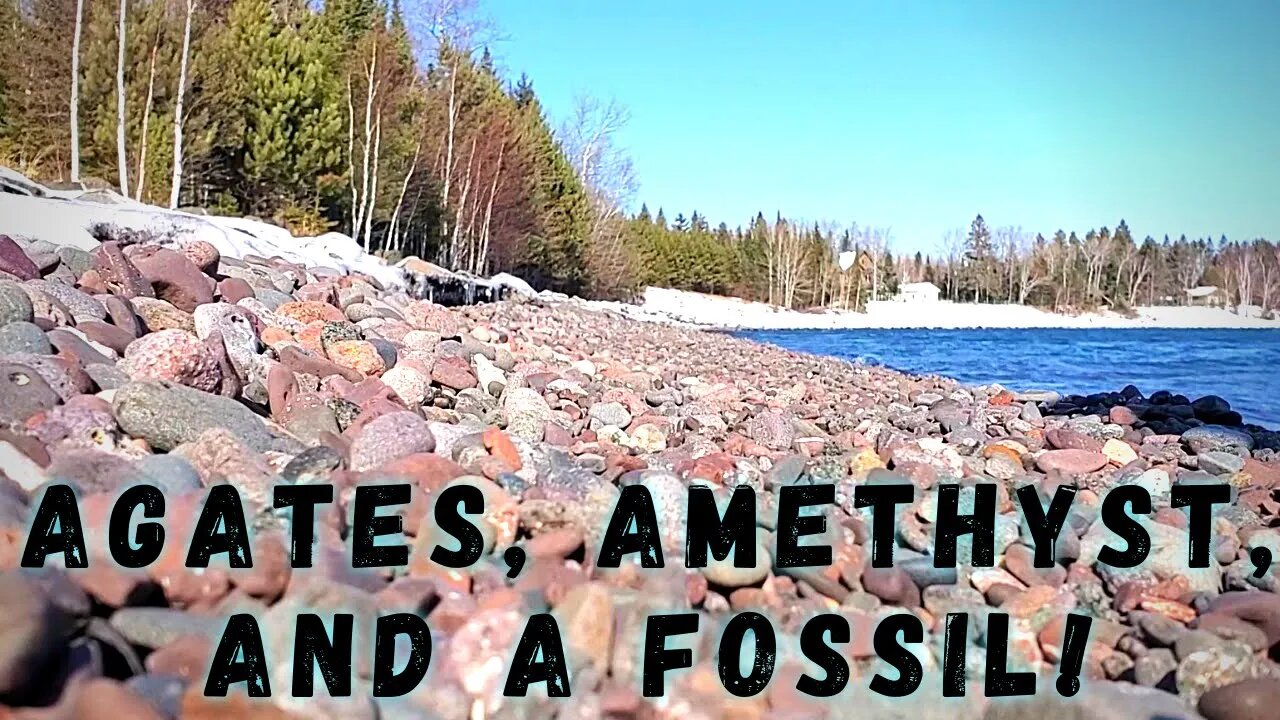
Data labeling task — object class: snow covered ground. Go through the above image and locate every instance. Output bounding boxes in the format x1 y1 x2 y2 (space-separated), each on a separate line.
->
588 287 1280 330
0 172 406 289
3 168 1275 331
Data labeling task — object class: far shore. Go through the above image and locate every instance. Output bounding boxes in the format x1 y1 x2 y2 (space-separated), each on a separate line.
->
584 287 1280 331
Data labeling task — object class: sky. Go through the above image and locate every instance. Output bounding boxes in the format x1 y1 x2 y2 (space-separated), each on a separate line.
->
486 0 1279 253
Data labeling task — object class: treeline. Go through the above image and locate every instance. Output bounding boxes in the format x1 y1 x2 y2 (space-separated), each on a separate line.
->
618 210 1280 314
0 0 617 294
927 216 1280 313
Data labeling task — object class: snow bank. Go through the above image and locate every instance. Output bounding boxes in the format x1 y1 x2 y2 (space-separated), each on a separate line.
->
612 287 1280 330
0 170 405 289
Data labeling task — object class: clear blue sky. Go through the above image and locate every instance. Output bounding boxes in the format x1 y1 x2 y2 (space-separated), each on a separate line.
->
487 0 1279 253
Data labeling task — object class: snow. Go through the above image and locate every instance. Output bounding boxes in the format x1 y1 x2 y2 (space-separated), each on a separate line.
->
578 286 1280 330
489 272 537 297
0 170 406 288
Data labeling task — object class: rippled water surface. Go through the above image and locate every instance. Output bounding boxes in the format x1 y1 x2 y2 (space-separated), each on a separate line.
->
735 328 1280 428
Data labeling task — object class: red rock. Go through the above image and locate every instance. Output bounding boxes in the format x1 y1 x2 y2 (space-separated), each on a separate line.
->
1198 678 1280 720
72 679 165 720
277 345 363 383
1035 449 1108 474
120 329 222 392
145 634 213 681
74 320 134 355
181 689 298 719
217 277 256 303
1242 458 1280 488
91 241 153 298
430 356 477 390
1045 428 1103 452
259 326 293 348
1140 598 1197 624
179 240 220 274
124 245 213 311
294 321 326 355
990 390 1015 406
276 300 346 325
482 427 521 470
524 528 584 558
0 235 39 280
1109 405 1140 425
231 532 291 602
327 340 384 377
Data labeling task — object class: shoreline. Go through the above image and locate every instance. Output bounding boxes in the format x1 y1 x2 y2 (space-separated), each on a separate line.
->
586 287 1280 331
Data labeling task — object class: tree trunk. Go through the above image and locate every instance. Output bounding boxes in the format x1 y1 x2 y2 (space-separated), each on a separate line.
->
354 44 378 249
388 138 422 255
169 0 194 208
115 0 130 197
135 41 159 201
449 135 479 268
69 0 85 183
346 76 357 233
362 111 382 252
440 62 458 260
477 138 505 275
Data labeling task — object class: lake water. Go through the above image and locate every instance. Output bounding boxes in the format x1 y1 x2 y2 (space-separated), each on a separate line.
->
735 328 1280 428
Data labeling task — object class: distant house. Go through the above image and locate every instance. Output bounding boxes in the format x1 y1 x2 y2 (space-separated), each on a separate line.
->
1186 285 1227 307
894 281 941 303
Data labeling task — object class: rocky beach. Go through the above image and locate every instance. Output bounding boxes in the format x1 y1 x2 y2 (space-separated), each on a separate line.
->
0 228 1279 720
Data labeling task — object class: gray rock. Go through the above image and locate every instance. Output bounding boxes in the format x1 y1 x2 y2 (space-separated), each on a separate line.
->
0 321 50 355
1199 451 1246 476
0 360 61 425
26 278 107 322
503 387 551 442
588 400 632 429
1184 425 1254 455
348 411 436 471
0 280 35 325
109 607 224 649
112 380 279 452
134 454 204 494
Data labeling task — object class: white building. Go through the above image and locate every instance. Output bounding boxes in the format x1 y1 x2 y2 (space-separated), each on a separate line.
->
894 281 941 303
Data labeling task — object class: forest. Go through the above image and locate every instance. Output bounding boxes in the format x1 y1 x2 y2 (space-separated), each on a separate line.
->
2 0 1276 313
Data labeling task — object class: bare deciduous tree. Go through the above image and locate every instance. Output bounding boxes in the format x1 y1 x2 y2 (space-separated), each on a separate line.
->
69 0 85 182
115 0 130 196
169 0 195 208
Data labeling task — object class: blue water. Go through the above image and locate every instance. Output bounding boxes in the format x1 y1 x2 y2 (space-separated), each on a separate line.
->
735 328 1280 428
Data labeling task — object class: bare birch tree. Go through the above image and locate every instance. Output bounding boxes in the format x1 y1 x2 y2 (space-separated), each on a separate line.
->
115 0 130 197
134 35 160 201
69 0 85 182
169 0 195 208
